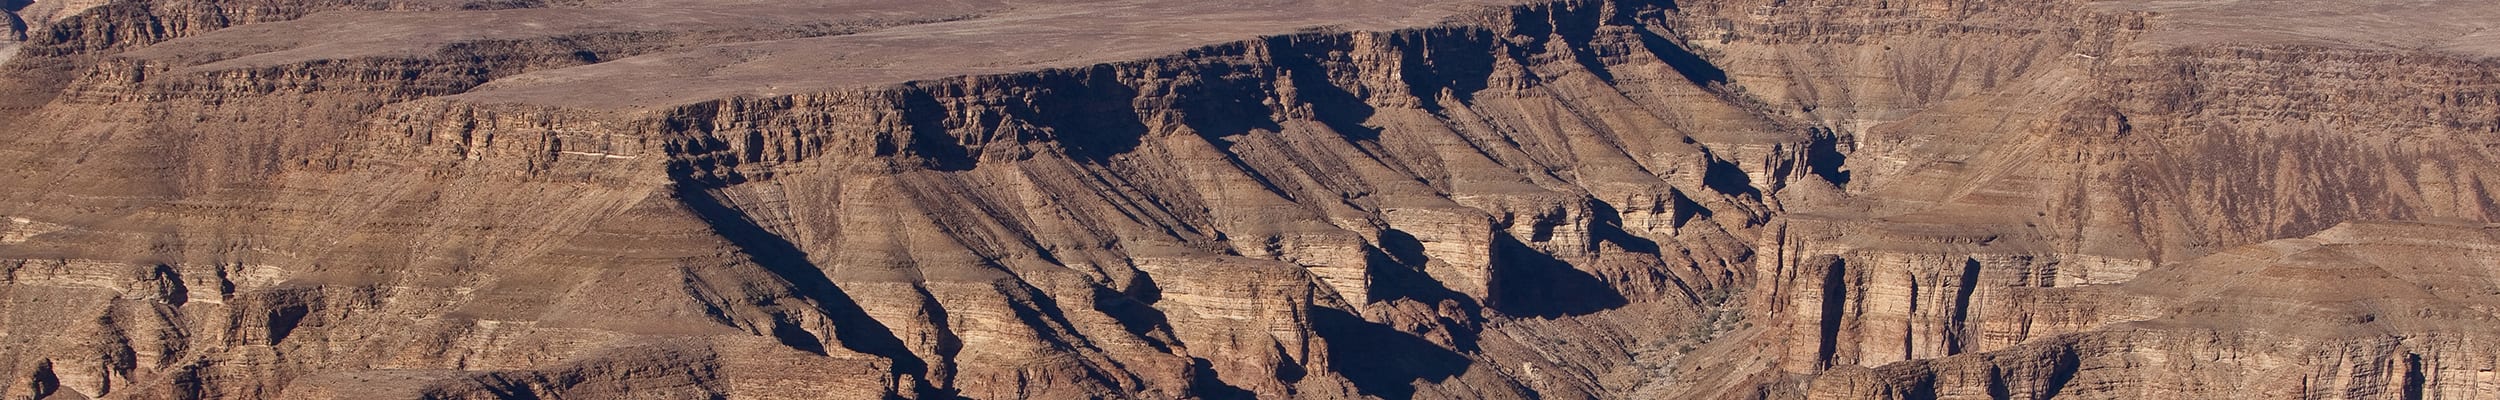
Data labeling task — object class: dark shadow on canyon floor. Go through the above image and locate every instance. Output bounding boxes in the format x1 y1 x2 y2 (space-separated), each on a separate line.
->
1488 232 1628 318
1806 128 1854 188
1189 359 1257 400
1315 306 1470 399
1703 157 1762 199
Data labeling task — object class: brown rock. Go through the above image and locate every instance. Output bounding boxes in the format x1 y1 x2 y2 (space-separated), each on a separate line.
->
2 0 2497 398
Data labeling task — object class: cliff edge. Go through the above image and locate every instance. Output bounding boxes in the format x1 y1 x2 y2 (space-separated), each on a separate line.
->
1 0 2496 399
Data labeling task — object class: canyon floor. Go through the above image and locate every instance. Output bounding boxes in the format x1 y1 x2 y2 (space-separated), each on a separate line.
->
2 0 2498 399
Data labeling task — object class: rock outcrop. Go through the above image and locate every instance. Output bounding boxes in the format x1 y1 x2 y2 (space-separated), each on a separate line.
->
0 0 2495 399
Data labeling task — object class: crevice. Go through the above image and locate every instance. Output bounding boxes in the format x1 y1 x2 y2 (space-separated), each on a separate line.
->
265 299 311 345
152 263 190 307
2403 352 2425 400
1985 365 2013 400
1947 257 1981 355
914 285 963 396
1669 188 1710 229
1813 255 1848 370
1899 373 1939 400
2040 344 2082 399
29 359 58 399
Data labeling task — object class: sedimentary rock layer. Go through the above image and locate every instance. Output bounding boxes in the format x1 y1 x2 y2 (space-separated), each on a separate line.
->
0 0 2494 399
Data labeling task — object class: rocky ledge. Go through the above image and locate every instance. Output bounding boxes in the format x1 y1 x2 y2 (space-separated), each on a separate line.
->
0 0 2496 399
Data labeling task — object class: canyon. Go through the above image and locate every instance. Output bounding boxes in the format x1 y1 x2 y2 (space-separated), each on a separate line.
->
1 0 2497 398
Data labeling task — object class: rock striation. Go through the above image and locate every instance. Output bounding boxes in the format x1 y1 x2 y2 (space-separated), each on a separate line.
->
0 0 2496 399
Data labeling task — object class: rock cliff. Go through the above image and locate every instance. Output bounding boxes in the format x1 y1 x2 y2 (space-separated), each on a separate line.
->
0 0 2495 399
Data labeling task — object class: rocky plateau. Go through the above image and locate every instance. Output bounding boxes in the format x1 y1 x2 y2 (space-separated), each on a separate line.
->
1 0 2498 398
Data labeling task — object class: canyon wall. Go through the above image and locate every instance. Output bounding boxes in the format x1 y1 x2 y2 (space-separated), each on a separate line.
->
0 0 2495 399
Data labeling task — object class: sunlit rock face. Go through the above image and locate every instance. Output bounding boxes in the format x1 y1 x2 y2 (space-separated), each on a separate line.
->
1 0 2495 398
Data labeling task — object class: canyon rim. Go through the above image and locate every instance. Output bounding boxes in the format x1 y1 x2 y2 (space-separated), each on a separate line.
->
3 0 2500 398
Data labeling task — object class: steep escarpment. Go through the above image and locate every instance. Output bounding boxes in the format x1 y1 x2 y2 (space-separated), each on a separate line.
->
1652 0 2500 398
1797 221 2500 399
497 4 1813 396
3 0 2499 399
0 0 1796 398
